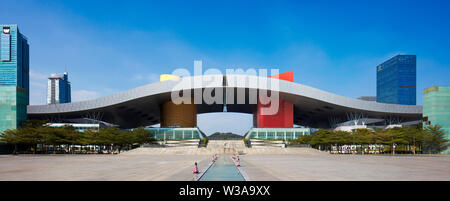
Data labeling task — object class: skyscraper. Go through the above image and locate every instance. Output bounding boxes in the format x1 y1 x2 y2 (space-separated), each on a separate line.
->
376 55 416 105
47 72 71 104
0 25 29 133
423 86 450 154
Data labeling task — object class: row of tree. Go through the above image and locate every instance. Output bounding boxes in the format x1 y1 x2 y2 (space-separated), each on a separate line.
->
0 120 155 154
292 125 448 154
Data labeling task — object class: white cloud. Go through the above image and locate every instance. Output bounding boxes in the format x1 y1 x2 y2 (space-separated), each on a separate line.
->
132 74 144 80
30 89 46 105
29 71 48 105
30 81 46 88
147 73 160 83
72 90 101 102
29 70 48 81
132 73 160 84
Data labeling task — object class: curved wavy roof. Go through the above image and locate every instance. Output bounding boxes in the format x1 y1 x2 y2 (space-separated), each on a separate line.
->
28 75 422 128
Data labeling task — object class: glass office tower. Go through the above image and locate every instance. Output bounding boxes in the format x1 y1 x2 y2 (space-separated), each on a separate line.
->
377 55 416 105
47 72 71 104
0 25 29 134
423 86 450 154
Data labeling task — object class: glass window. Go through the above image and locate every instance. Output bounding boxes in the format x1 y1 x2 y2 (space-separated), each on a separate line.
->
193 131 199 138
286 132 293 139
276 132 284 139
1 31 10 61
175 130 183 139
185 130 193 139
258 131 266 139
166 130 174 139
249 131 257 138
267 132 275 139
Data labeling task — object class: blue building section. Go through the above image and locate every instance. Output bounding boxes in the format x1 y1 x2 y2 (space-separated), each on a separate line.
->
377 55 416 105
0 25 29 89
59 73 71 103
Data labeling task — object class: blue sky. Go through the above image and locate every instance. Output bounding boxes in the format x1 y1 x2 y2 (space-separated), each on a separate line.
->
2 0 450 135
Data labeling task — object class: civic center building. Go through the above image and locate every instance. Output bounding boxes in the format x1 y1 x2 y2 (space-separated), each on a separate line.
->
2 25 449 152
26 70 423 147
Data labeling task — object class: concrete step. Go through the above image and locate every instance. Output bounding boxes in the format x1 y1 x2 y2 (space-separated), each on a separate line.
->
121 143 326 156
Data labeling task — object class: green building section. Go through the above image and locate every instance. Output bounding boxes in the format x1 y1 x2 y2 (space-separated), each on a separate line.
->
423 86 450 154
0 86 28 134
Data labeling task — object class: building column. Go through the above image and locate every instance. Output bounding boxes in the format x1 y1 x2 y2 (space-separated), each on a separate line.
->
160 97 197 128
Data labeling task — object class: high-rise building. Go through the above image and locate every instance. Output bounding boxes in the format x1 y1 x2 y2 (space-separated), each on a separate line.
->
47 72 71 104
0 25 29 134
423 86 450 154
377 55 416 105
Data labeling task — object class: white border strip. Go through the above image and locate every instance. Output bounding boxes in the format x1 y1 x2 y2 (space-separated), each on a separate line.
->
231 156 251 181
194 160 215 181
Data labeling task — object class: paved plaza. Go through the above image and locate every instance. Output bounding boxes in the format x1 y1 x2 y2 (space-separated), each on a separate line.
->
0 152 449 181
0 154 210 181
240 154 450 181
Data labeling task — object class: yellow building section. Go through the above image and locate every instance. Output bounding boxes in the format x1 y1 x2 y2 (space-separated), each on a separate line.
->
160 98 197 128
160 74 181 82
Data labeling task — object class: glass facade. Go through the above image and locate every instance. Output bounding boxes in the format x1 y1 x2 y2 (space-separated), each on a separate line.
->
423 86 450 154
1 30 11 61
46 123 100 132
377 55 416 105
0 25 29 134
244 127 312 141
145 127 206 140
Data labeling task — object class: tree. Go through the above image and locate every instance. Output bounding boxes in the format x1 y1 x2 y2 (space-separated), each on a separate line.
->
330 131 351 153
8 126 41 154
80 129 97 153
309 129 333 151
375 128 405 155
97 127 117 153
353 129 372 153
40 126 66 154
294 134 312 145
0 129 20 154
390 127 409 155
279 125 435 155
132 127 154 145
366 129 383 154
424 124 449 154
1 121 154 154
403 126 424 154
61 126 81 154
21 120 48 129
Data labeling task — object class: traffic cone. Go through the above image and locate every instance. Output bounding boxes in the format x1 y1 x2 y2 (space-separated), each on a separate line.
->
194 162 199 174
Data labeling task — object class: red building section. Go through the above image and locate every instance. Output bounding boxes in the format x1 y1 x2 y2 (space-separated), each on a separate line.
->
254 71 294 128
